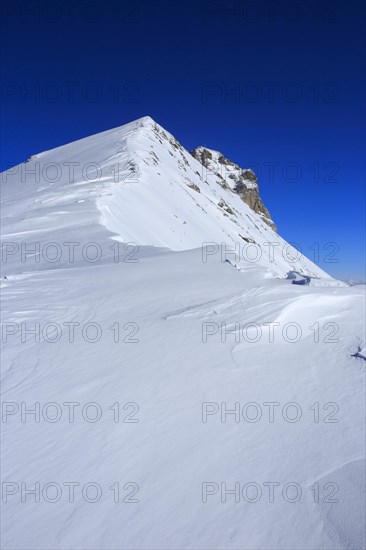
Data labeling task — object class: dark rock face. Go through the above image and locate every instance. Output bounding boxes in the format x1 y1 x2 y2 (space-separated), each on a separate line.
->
191 147 213 168
191 147 277 232
233 170 276 231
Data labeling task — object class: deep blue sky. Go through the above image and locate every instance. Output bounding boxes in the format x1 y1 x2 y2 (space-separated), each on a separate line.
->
1 0 365 279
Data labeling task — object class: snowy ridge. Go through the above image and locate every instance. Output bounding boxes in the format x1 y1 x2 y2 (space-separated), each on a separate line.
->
2 116 338 281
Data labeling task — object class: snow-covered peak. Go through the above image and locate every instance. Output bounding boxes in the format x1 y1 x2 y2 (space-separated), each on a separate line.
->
1 116 337 282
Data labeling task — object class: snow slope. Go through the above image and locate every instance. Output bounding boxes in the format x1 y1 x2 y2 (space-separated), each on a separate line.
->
1 116 338 280
1 117 365 550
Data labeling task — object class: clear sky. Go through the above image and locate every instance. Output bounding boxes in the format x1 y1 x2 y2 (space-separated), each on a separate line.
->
1 0 365 280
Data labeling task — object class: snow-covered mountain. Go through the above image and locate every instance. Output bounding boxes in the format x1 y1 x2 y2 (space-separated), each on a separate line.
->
1 117 365 550
1 116 337 280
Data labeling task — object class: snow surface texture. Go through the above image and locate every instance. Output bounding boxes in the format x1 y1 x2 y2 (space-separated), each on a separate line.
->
1 116 365 550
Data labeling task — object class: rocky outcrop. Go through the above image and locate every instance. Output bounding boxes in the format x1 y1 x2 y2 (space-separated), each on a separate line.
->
191 146 277 232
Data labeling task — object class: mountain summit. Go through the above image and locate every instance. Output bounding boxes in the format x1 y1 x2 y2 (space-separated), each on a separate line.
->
2 116 332 280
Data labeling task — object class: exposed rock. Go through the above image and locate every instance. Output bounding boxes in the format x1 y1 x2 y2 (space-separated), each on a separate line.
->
187 182 201 193
191 146 277 232
218 199 235 216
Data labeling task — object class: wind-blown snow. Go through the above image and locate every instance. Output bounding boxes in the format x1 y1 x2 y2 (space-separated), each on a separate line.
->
1 116 365 550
